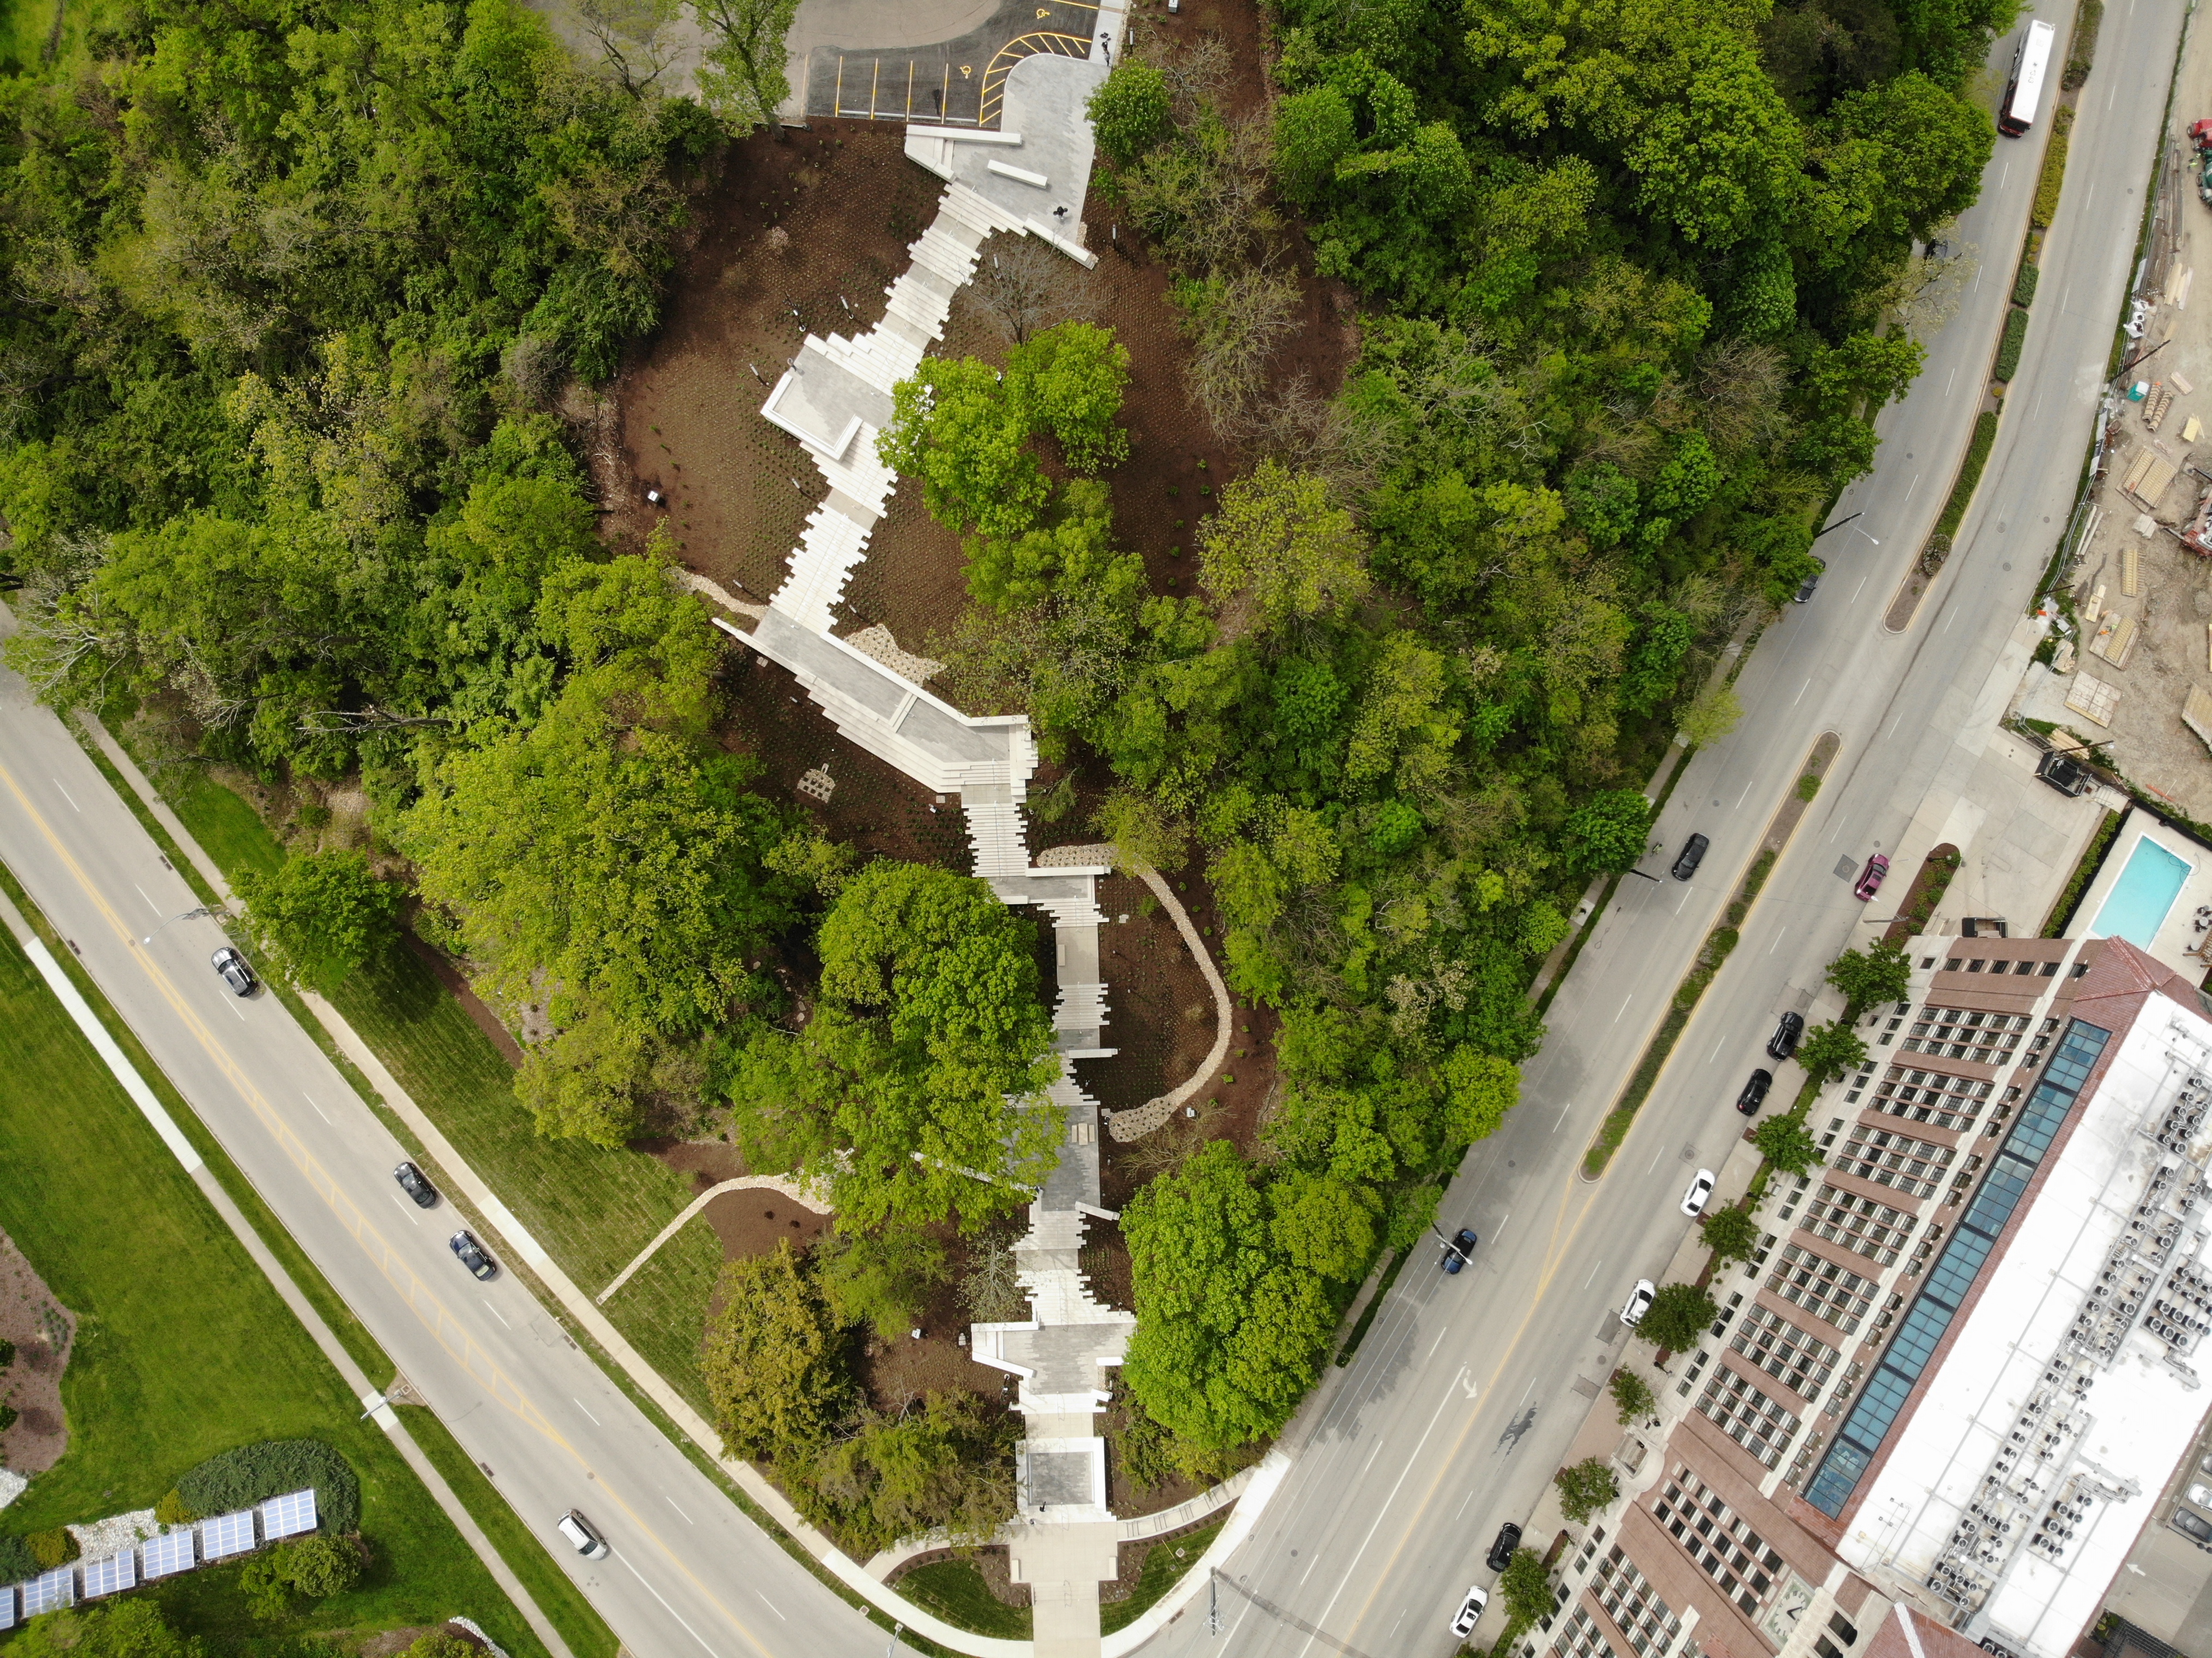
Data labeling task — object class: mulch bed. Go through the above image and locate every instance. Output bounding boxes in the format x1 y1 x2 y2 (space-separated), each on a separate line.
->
0 1225 76 1477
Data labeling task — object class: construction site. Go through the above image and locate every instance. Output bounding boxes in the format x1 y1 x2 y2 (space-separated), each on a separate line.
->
2014 102 2212 824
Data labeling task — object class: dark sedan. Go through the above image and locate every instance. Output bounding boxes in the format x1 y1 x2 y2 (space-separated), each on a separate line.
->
449 1230 497 1281
394 1162 438 1208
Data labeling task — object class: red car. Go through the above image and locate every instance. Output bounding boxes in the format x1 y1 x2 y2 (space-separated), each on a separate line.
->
1854 854 1891 900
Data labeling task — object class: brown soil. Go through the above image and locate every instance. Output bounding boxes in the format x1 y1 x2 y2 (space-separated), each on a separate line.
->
853 1239 1016 1414
0 1224 76 1477
402 932 524 1065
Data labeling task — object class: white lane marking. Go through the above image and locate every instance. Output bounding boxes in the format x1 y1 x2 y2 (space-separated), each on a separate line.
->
133 882 160 915
1769 928 1786 954
617 1553 721 1655
1945 364 1958 395
1674 885 1692 914
1793 677 1811 706
487 1303 511 1329
1614 995 1634 1024
1648 1145 1666 1174
1582 1256 1606 1289
665 1494 694 1524
574 1397 603 1426
1901 471 1921 504
389 1192 420 1226
1517 1375 1539 1408
1460 1370 1481 1401
1736 776 1756 808
1491 1212 1510 1243
52 779 80 813
1425 1326 1452 1361
1999 162 2009 194
1888 707 1909 739
755 1591 784 1620
303 1090 331 1124
1554 1100 1572 1132
1853 575 1869 603
1944 604 1959 634
229 995 247 1023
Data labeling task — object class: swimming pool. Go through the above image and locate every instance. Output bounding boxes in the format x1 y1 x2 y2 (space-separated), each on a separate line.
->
2090 836 2193 948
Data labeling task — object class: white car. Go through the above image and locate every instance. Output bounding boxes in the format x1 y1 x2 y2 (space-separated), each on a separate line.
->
2189 1483 2212 1511
1451 1585 1489 1639
1620 1279 1657 1328
557 1509 610 1559
1680 1169 1717 1218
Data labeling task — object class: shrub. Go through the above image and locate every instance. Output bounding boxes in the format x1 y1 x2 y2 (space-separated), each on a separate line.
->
2031 107 2075 230
405 1632 479 1658
278 1533 366 1598
1796 773 1820 801
174 1440 361 1535
154 1488 196 1527
0 1338 15 1368
1555 1458 1620 1524
1994 307 2029 382
1500 1548 1554 1625
0 1534 35 1581
2063 0 2102 88
1934 411 2001 542
0 1404 15 1433
29 1527 80 1569
2013 263 2041 307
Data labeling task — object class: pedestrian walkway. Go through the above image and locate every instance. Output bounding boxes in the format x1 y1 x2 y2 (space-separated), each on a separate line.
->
732 48 1137 1657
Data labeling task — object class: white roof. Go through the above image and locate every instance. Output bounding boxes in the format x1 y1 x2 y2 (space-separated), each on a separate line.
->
1840 1004 2212 1657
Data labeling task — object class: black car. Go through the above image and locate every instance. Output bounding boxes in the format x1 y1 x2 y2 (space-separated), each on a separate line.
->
449 1230 497 1281
394 1162 438 1208
1671 833 1710 881
1767 1011 1805 1061
1736 1068 1774 1115
1793 558 1826 604
211 946 258 997
2175 1506 2212 1545
1487 1522 1523 1572
1441 1228 1479 1275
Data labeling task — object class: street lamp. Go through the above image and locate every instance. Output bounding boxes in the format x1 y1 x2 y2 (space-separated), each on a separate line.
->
141 904 217 946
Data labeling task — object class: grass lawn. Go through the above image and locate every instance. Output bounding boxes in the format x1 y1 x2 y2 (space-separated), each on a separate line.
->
893 1562 1033 1640
0 926 546 1656
1101 1519 1223 1635
106 731 720 1409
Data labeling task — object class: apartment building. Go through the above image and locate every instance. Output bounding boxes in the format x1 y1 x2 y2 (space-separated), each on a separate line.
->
1535 934 2212 1658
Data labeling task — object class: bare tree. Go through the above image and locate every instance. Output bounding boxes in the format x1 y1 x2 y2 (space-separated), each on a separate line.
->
971 233 1096 346
570 0 685 99
1179 262 1299 438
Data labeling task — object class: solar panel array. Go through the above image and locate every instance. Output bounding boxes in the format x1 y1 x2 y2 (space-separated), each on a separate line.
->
4 1489 320 1615
200 1509 257 1559
261 1489 317 1540
80 1551 136 1599
141 1530 196 1578
22 1567 74 1617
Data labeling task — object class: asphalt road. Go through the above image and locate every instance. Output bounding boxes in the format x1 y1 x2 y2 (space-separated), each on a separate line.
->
0 636 885 1658
1156 1 2188 1653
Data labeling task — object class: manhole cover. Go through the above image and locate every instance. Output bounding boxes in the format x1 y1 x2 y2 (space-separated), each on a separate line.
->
1835 855 1861 880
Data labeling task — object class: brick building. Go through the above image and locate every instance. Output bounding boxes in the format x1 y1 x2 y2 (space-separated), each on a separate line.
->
1531 935 2212 1658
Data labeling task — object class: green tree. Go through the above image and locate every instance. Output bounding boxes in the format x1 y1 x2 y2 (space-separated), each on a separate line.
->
1700 1205 1759 1264
9 1601 195 1658
1269 1169 1382 1279
817 1224 951 1343
1009 323 1132 473
1826 939 1912 1013
879 357 1052 547
1442 1046 1520 1144
1610 1367 1656 1426
1637 1282 1719 1352
798 1392 1016 1554
701 1243 847 1462
514 1004 654 1148
692 0 802 133
1199 460 1371 634
1122 1143 1341 1449
1753 1115 1824 1176
1087 61 1173 166
1554 1458 1619 1525
1679 682 1743 747
1795 1019 1869 1084
1500 1548 1554 1625
1275 87 1357 201
237 850 400 994
1564 789 1655 873
725 863 1062 1232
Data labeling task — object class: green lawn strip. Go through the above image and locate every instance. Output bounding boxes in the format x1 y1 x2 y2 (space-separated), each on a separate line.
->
1101 1519 1225 1635
2042 808 2123 935
892 1561 1035 1640
595 1220 724 1414
399 1407 622 1658
0 924 545 1658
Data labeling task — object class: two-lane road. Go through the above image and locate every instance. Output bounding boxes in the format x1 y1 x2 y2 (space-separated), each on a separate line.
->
0 629 885 1658
1160 0 2186 1650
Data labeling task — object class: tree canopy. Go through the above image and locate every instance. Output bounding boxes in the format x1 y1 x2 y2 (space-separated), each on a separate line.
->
238 850 399 994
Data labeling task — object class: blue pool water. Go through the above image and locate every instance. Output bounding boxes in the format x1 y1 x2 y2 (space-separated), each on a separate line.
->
2091 837 2193 948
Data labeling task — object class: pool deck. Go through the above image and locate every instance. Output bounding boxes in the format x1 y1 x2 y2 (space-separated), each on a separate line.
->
2065 806 2212 979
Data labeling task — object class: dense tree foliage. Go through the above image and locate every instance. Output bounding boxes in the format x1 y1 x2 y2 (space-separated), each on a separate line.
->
238 850 400 994
1637 1281 1720 1351
724 862 1063 1233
